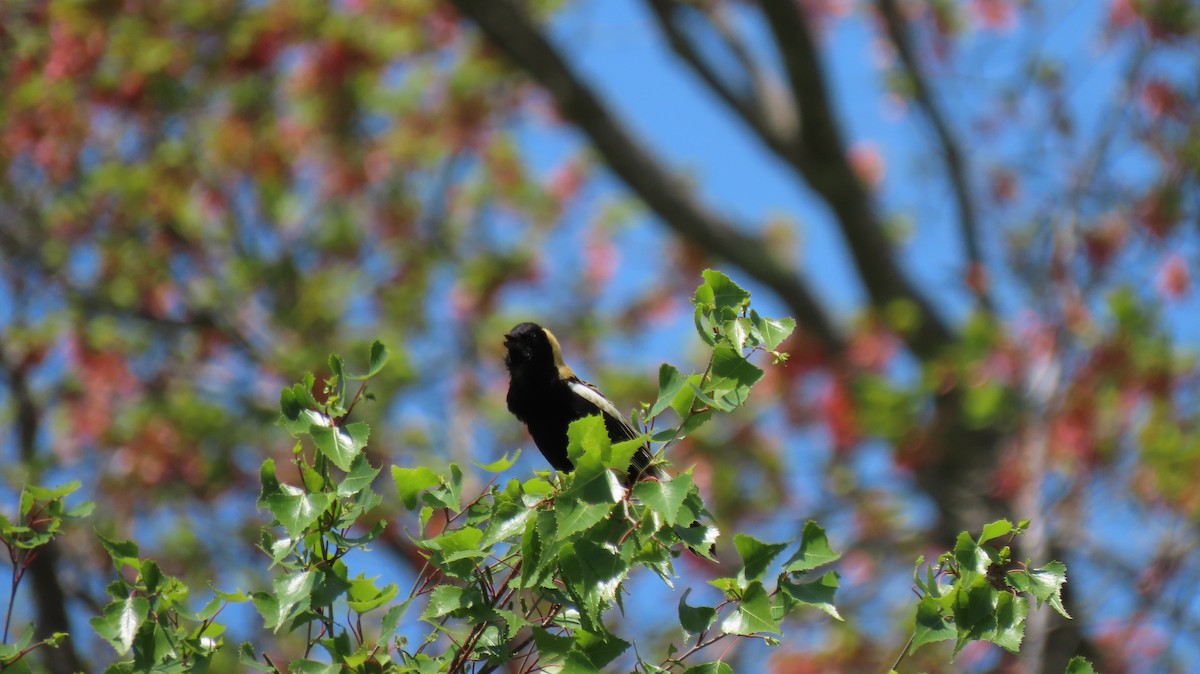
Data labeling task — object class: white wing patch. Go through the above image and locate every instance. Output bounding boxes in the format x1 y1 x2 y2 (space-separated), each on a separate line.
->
568 380 637 436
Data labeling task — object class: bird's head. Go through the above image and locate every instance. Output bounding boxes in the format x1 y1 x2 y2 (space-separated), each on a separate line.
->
503 322 575 380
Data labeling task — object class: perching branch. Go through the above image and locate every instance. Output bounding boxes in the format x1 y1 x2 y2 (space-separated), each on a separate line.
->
875 0 991 311
447 0 844 355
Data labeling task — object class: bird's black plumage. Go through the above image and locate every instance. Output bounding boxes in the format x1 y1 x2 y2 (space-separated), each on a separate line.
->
503 322 658 485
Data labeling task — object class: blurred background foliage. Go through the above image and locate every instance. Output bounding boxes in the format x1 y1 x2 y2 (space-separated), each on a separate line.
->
1 0 1200 672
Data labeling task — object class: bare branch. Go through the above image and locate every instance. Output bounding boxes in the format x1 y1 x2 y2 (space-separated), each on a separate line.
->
754 0 955 359
448 0 844 354
645 0 799 148
875 0 991 311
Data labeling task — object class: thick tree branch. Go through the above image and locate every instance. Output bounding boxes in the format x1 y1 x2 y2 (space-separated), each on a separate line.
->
447 0 843 354
755 0 954 360
875 0 991 311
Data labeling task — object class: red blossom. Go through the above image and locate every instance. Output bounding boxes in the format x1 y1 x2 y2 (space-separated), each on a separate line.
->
848 141 885 189
970 0 1017 31
1155 253 1190 299
1140 79 1184 119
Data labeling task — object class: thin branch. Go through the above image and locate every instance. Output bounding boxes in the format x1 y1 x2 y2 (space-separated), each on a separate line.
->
645 0 798 149
875 0 992 312
448 0 844 355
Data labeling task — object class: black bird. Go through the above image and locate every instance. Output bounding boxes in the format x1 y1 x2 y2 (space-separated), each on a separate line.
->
503 322 659 485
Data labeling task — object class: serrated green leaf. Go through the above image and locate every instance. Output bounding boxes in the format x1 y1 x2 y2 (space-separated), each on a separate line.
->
650 363 688 418
782 520 841 572
337 454 380 497
708 346 763 400
1010 561 1070 618
632 473 692 526
474 449 521 473
700 269 751 311
421 585 467 620
989 592 1028 653
734 533 787 583
392 465 441 510
264 486 333 539
682 663 734 674
97 533 140 569
554 497 612 541
779 571 842 620
90 595 149 654
954 531 987 577
720 581 780 635
1064 656 1098 674
750 310 796 350
310 422 368 471
910 595 955 653
238 642 276 672
254 570 315 631
482 503 534 548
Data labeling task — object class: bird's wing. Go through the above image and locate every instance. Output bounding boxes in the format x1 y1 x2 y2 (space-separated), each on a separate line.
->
567 378 640 441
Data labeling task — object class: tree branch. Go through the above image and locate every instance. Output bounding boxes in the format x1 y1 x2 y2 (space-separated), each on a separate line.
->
645 0 799 152
447 0 844 354
875 0 991 311
754 0 955 360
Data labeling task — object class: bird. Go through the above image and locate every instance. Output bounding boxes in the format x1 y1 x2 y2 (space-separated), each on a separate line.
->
503 322 660 485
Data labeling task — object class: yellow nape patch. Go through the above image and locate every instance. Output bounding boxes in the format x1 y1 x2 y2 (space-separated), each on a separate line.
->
542 328 575 379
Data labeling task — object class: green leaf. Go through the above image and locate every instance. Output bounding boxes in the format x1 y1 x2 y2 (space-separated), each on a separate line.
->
392 465 441 510
1064 656 1098 674
979 519 1014 544
632 473 693 526
310 422 368 472
566 415 611 467
1010 561 1070 618
734 534 788 583
90 595 150 654
909 595 955 653
264 485 334 539
782 520 841 572
97 534 141 569
423 526 486 578
422 585 468 620
337 454 380 497
474 449 521 473
482 503 534 548
254 570 315 631
778 571 842 620
989 592 1028 653
678 588 717 634
708 346 763 402
348 340 389 380
699 269 751 311
720 581 780 635
649 364 689 418
682 663 734 674
950 578 998 652
750 310 796 350
24 481 81 502
555 497 613 541
573 629 630 669
346 574 398 614
238 642 276 672
953 531 987 577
